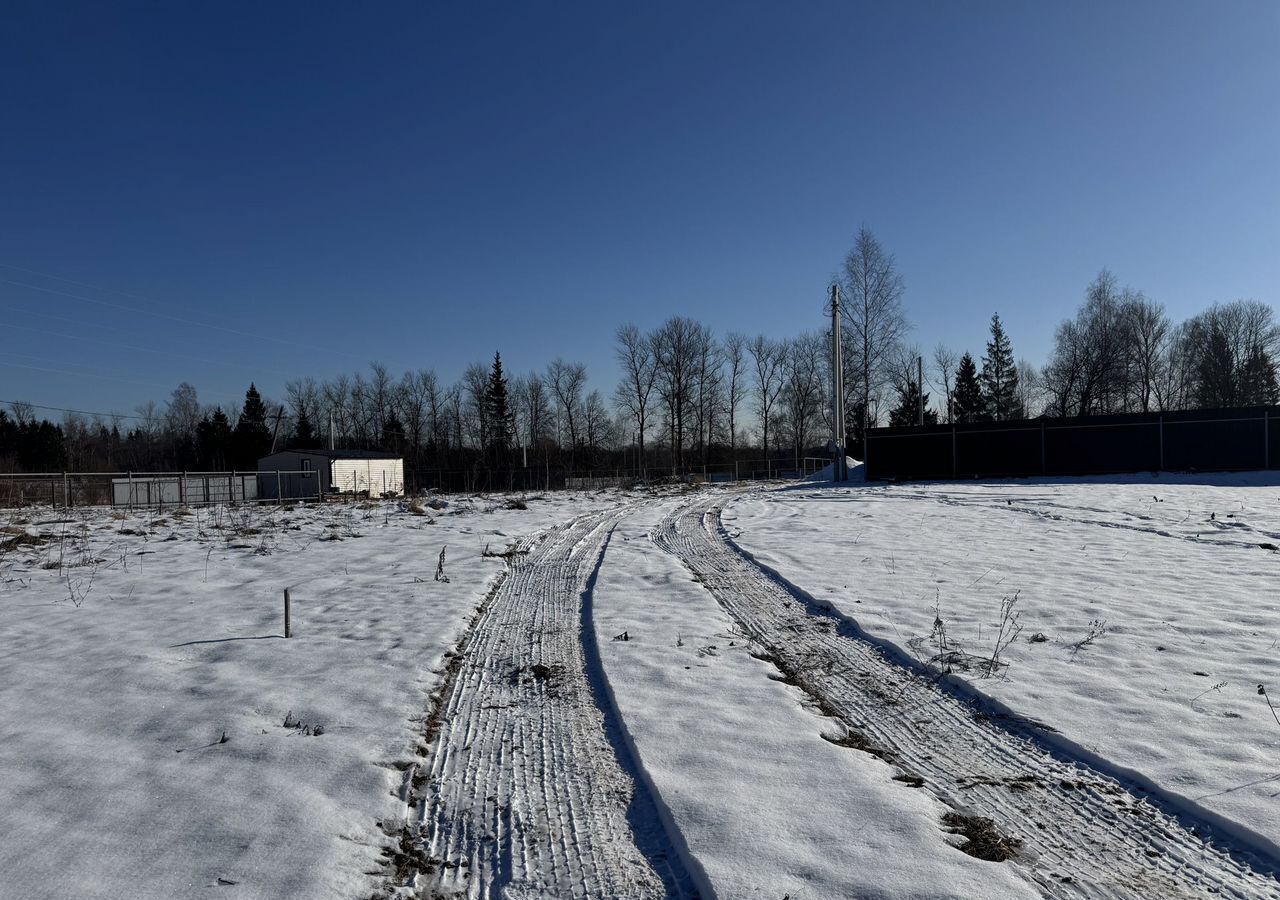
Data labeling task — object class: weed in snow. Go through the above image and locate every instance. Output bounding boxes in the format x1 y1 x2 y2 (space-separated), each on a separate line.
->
1068 618 1109 660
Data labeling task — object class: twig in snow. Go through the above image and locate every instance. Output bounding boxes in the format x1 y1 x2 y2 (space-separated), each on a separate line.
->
1260 685 1280 728
1190 681 1227 709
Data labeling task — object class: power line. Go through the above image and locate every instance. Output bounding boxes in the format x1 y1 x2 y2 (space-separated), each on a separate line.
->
0 265 367 360
1 400 148 421
0 356 174 389
0 319 298 378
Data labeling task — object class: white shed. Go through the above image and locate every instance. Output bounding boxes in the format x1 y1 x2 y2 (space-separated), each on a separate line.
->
257 449 405 500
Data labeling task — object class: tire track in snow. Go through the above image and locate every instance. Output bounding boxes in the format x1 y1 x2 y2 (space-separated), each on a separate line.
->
407 508 700 899
654 495 1280 899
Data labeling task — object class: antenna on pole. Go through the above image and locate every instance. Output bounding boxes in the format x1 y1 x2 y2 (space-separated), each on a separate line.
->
829 283 847 482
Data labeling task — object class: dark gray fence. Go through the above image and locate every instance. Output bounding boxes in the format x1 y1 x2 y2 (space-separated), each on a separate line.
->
865 406 1280 481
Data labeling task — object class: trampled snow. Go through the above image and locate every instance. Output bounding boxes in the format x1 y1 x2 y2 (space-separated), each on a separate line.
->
5 475 1278 899
592 499 1036 899
0 494 614 899
726 473 1280 862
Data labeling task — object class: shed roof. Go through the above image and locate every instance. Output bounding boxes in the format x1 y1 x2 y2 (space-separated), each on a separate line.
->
259 449 402 461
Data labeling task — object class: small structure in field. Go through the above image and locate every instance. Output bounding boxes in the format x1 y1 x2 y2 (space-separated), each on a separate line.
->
257 449 405 500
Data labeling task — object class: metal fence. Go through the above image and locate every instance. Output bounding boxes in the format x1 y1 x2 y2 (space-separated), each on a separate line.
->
0 470 316 510
0 455 837 510
865 406 1280 481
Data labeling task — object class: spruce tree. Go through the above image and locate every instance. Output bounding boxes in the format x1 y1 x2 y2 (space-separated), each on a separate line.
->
231 384 272 467
381 412 405 452
952 352 985 423
291 410 316 449
1196 323 1236 408
980 313 1019 420
197 409 233 469
483 352 515 464
888 378 938 427
1239 344 1279 406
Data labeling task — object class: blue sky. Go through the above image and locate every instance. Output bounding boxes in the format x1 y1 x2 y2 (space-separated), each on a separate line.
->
1 1 1276 418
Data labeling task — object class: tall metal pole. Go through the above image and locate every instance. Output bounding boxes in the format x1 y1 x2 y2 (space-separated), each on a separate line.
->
830 284 847 482
917 355 924 426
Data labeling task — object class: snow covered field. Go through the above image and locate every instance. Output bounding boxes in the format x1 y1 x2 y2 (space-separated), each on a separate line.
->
4 476 1280 899
728 473 1280 865
0 494 614 899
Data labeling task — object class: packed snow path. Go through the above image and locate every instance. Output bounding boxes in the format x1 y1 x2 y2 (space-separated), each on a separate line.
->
654 495 1280 899
413 509 700 899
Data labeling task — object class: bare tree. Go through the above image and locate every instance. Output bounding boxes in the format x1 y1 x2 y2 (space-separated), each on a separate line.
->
781 333 825 467
691 323 722 466
749 335 785 460
1124 295 1170 413
462 362 490 450
652 318 700 472
613 324 657 475
1043 270 1129 416
930 344 958 423
547 358 588 467
515 371 551 460
723 331 749 457
841 226 908 433
165 383 201 447
1014 359 1044 418
397 369 436 472
582 390 612 462
369 362 394 436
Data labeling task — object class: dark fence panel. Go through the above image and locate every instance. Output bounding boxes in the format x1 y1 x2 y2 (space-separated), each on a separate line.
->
956 425 1042 477
865 431 954 481
1162 414 1265 472
1045 420 1160 475
866 406 1280 481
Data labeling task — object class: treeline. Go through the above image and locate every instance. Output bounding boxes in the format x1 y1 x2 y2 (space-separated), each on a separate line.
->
2 228 1276 475
900 270 1279 428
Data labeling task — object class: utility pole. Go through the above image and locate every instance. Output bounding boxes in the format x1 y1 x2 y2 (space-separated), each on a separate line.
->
269 405 285 454
917 355 924 427
829 283 847 482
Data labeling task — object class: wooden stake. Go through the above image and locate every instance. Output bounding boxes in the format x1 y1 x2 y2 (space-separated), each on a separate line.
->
284 588 292 638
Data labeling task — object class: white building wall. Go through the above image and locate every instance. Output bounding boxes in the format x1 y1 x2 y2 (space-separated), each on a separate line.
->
329 459 404 497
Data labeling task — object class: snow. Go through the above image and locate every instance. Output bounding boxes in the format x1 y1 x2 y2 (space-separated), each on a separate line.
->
804 455 864 482
725 473 1280 862
591 499 1037 899
0 494 615 900
5 475 1278 898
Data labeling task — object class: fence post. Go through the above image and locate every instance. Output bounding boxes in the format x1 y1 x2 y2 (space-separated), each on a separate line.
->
276 470 282 504
1041 421 1047 475
179 471 186 507
951 427 957 478
284 588 292 638
63 472 70 509
1159 415 1165 471
127 471 133 511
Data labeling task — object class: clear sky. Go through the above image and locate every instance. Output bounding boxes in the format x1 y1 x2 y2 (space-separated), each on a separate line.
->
1 1 1276 418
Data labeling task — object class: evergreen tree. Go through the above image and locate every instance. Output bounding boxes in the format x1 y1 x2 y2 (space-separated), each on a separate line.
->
888 378 938 427
1239 344 1279 406
1196 322 1236 408
197 410 233 469
231 384 272 468
980 313 1019 420
952 352 985 423
483 352 515 464
291 409 317 449
381 412 405 452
